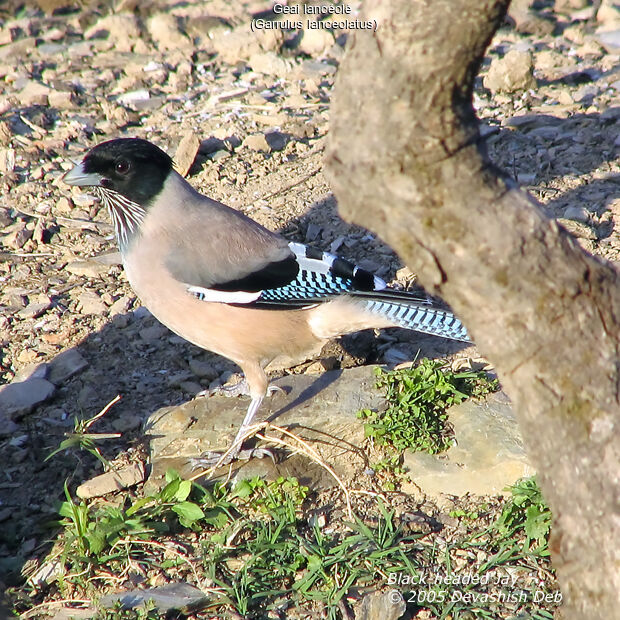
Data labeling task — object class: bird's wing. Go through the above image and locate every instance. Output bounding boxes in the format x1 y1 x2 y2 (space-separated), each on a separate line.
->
177 236 399 308
163 197 300 303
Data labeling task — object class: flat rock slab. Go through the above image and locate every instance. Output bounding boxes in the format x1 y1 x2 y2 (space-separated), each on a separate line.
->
145 366 385 491
100 582 207 614
145 368 534 498
403 391 535 498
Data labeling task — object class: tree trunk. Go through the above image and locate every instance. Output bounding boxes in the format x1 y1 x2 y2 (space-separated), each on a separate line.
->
325 0 620 616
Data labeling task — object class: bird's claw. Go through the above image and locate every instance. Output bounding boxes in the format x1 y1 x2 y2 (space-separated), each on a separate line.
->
196 378 249 399
197 380 285 400
190 446 276 470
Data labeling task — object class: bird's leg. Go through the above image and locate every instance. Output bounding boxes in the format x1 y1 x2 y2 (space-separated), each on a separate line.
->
190 395 274 468
191 363 280 469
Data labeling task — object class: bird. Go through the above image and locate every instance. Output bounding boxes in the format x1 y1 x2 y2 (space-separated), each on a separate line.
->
63 137 470 464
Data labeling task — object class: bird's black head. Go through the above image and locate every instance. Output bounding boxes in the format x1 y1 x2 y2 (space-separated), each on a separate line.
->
64 138 173 206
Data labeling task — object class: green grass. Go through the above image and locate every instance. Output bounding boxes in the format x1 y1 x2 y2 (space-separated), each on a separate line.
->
21 472 557 620
13 360 559 620
358 359 499 454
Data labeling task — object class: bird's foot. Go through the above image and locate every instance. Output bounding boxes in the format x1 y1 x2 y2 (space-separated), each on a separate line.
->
190 446 276 469
196 378 249 399
197 380 285 400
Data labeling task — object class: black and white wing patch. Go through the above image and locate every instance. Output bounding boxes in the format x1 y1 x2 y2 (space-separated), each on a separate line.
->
187 241 388 308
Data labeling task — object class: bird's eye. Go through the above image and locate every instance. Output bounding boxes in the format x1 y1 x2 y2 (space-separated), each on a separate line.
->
115 160 130 175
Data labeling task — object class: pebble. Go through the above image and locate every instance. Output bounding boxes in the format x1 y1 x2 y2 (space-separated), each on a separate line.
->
2 227 33 249
77 290 108 315
18 80 52 106
0 148 15 173
76 462 146 499
243 133 271 152
595 28 620 52
0 377 56 417
297 26 334 56
188 358 219 380
356 590 406 620
210 28 263 64
139 324 169 342
108 295 133 316
484 49 536 93
100 583 207 614
147 13 193 52
264 130 288 151
564 204 590 223
16 297 52 319
248 51 292 77
84 13 140 53
65 259 109 278
173 131 201 177
48 348 89 385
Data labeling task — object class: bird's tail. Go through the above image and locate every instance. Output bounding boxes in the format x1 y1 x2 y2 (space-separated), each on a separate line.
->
349 289 470 342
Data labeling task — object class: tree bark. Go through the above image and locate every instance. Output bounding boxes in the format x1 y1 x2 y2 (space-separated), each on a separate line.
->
325 0 620 616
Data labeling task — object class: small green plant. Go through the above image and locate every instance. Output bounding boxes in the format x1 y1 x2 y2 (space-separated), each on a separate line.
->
232 476 308 519
46 395 122 468
494 476 552 556
359 360 499 454
56 470 232 576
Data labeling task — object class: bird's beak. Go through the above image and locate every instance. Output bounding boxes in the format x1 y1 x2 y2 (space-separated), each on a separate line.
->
62 161 103 187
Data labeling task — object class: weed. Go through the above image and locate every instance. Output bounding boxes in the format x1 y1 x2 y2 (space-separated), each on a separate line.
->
45 395 122 469
494 476 552 556
358 360 499 454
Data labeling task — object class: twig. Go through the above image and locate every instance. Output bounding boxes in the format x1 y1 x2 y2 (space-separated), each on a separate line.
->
191 422 354 519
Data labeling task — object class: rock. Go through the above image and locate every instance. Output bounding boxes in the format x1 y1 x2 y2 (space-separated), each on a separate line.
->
19 80 52 106
508 0 555 36
402 392 535 498
173 131 201 177
2 226 33 249
110 414 142 433
147 13 192 52
77 291 107 315
84 13 140 53
243 133 271 152
597 0 620 27
355 590 406 620
48 90 74 109
65 259 109 278
139 323 169 342
0 148 15 173
93 252 123 266
298 26 335 56
76 463 145 499
48 348 89 385
265 130 289 151
144 366 386 491
484 50 536 94
108 295 133 316
0 37 36 61
248 51 292 77
100 583 208 614
0 378 56 417
188 358 219 381
12 363 49 383
177 381 204 395
211 28 263 64
116 89 150 107
563 205 590 223
595 28 620 52
0 413 18 435
16 296 52 319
